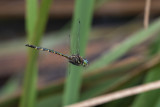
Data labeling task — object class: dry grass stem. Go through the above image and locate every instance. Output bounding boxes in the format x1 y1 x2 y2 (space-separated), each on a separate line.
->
67 80 160 107
144 0 151 29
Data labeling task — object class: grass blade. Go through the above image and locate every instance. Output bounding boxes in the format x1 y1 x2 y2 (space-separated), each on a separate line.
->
87 17 160 72
19 0 53 107
26 0 38 40
63 0 95 106
132 66 160 107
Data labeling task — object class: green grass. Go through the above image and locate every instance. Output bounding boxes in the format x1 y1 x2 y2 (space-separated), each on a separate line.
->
1 1 160 107
132 66 160 107
63 0 95 106
19 0 53 107
0 57 139 107
87 17 160 72
131 27 160 107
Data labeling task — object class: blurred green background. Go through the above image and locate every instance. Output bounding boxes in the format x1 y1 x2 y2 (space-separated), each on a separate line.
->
0 0 160 107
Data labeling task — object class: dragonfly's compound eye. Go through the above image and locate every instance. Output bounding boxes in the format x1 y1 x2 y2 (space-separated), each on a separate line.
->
83 59 88 67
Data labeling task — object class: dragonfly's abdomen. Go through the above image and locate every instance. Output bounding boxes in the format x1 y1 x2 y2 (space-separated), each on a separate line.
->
25 44 69 58
25 44 88 67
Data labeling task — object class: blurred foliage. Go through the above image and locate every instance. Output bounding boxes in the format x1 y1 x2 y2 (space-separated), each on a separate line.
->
0 0 160 107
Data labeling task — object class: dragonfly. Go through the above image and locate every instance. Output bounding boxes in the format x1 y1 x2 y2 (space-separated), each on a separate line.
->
25 44 88 67
26 21 88 67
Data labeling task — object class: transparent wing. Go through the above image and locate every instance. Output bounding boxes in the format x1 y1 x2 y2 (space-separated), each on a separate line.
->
75 20 81 55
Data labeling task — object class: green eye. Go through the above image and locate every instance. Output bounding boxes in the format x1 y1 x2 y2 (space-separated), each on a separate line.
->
83 59 88 67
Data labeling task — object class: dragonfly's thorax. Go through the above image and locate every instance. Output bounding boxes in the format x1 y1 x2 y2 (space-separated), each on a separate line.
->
68 54 88 67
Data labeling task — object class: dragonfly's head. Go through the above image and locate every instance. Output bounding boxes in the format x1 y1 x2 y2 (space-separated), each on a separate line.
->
82 59 89 67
